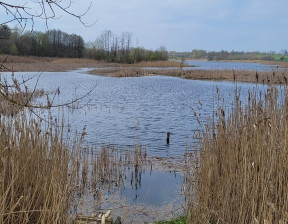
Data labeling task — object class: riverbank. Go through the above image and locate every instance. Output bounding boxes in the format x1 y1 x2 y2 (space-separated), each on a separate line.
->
89 67 288 85
1 55 288 85
186 58 288 68
0 55 190 72
223 59 288 68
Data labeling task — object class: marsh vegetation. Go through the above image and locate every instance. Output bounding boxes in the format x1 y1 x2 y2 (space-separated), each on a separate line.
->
185 86 288 223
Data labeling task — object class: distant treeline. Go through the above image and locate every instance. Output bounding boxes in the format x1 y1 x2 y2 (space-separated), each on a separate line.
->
84 30 169 63
170 49 288 61
0 25 169 63
0 25 85 58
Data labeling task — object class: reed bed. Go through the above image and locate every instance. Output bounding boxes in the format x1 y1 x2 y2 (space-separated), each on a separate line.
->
91 66 288 85
0 55 100 72
91 67 158 77
77 144 148 193
0 108 84 223
0 73 88 223
133 60 190 68
186 86 288 223
181 69 288 84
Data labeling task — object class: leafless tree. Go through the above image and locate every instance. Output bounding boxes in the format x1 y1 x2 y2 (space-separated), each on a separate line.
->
0 1 96 116
0 0 94 30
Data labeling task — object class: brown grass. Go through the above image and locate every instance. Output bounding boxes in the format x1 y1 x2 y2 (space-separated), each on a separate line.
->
0 74 87 223
0 55 101 72
186 86 288 223
0 55 193 73
90 67 288 85
181 69 288 84
0 108 84 223
133 60 191 67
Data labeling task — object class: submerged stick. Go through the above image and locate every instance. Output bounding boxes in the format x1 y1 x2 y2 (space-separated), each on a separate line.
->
167 132 170 144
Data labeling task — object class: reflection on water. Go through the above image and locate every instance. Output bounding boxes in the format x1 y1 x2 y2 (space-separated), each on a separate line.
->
71 145 184 223
121 170 183 206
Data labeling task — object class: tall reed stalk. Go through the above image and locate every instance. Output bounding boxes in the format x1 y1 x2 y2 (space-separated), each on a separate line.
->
187 86 288 223
0 101 82 223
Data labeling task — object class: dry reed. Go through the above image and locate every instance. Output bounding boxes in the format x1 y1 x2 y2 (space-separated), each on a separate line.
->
186 86 288 223
0 108 84 223
133 60 190 68
0 55 101 72
0 73 87 223
90 67 288 85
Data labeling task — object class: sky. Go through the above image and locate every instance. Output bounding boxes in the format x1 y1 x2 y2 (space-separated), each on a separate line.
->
2 0 288 52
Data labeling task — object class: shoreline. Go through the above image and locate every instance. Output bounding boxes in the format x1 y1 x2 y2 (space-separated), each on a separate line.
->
186 58 288 68
1 55 287 84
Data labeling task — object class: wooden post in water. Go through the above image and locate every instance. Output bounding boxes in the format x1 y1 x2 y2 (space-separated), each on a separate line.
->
167 132 170 145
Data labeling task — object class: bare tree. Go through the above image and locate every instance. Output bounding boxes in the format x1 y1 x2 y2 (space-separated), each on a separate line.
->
0 1 96 115
0 0 94 30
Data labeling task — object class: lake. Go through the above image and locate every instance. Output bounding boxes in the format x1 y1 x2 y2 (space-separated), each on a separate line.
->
13 70 262 157
10 64 270 222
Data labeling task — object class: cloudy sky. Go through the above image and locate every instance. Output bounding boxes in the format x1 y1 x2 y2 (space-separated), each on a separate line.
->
3 0 288 52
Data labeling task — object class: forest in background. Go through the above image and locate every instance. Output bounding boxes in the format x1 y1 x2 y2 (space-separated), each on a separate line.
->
0 25 169 63
171 49 288 61
1 25 287 64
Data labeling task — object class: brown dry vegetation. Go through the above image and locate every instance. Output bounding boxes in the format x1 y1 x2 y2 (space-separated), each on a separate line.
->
90 67 288 85
1 55 287 85
0 55 101 72
0 55 189 73
132 60 191 67
181 69 288 84
0 108 82 223
185 87 288 223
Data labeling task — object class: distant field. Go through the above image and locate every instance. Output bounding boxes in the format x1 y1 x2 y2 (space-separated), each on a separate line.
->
0 55 101 72
0 55 190 72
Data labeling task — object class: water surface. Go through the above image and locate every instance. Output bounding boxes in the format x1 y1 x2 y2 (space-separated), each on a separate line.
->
12 70 262 157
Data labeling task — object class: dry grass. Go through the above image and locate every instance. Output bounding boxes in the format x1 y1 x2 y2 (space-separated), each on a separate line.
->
90 67 288 85
0 74 87 223
181 69 288 84
0 55 192 73
0 55 101 72
133 60 190 68
186 86 288 223
0 108 84 223
90 67 158 77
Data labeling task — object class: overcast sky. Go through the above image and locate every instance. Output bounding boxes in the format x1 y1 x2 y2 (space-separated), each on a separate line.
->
4 0 288 52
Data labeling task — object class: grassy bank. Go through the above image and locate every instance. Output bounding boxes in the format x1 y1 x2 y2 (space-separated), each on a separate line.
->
0 54 189 72
90 67 288 85
185 86 288 223
155 216 186 224
0 55 101 72
1 54 288 85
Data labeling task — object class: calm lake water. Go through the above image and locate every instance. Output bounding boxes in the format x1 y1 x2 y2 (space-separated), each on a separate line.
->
13 70 262 157
10 64 271 222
